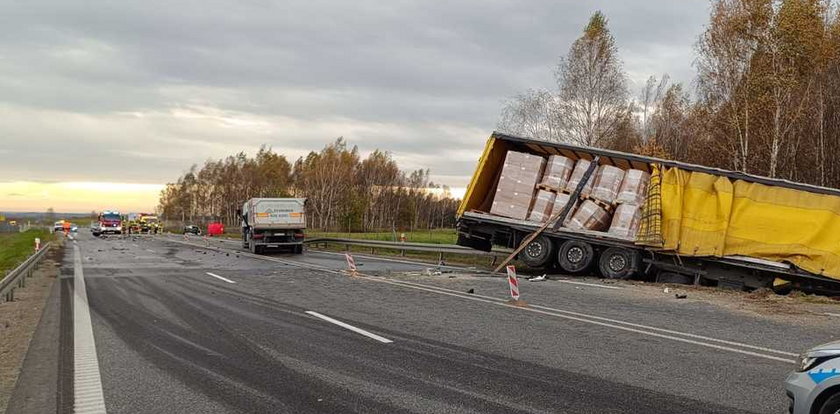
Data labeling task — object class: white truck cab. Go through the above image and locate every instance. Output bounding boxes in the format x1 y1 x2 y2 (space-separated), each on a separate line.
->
239 198 306 254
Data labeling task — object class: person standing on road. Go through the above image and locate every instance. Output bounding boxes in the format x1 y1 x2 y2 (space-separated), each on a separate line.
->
62 220 70 237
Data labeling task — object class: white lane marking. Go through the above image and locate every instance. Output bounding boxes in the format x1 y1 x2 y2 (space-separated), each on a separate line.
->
168 236 795 362
145 249 156 253
305 311 393 344
73 244 107 414
205 272 236 284
825 312 840 318
387 279 797 357
373 279 795 363
554 279 622 290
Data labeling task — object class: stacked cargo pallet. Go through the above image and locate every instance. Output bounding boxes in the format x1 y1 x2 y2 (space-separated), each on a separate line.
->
488 150 650 239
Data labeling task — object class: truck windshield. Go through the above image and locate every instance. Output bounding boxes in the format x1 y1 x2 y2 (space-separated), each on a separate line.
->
102 214 121 221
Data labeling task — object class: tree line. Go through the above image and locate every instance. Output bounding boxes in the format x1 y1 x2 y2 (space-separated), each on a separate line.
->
499 1 840 188
157 139 459 232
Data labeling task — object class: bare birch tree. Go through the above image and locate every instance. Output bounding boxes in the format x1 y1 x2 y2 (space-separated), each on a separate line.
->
556 11 630 147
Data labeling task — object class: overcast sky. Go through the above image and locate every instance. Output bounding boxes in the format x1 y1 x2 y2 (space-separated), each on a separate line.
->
0 0 711 211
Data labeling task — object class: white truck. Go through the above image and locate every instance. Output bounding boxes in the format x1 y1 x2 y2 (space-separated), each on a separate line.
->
238 198 306 254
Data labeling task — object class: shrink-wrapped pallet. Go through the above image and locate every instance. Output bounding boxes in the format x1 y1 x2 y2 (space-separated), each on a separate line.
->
565 159 595 197
527 190 556 223
549 192 577 227
566 199 611 231
490 151 546 220
540 155 575 189
590 165 625 204
616 169 651 205
608 203 642 239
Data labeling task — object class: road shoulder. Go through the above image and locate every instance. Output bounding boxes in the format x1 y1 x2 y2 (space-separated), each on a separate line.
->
0 250 61 414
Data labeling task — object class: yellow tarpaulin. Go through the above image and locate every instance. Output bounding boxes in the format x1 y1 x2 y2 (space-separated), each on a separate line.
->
659 167 840 280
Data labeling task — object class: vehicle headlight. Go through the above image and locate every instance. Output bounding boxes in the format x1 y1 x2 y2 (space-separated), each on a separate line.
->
796 353 819 372
796 350 840 372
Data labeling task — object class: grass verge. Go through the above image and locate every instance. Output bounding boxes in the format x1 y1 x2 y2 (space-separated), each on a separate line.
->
0 230 54 276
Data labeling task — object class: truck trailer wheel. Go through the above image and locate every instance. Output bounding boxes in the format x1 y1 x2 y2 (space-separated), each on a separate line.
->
598 247 640 279
518 235 554 268
557 240 595 273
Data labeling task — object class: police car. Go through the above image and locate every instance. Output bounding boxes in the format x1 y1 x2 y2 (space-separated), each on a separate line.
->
787 340 840 413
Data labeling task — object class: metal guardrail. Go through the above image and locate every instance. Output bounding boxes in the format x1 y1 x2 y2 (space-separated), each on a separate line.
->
0 243 52 303
303 237 512 265
177 234 512 265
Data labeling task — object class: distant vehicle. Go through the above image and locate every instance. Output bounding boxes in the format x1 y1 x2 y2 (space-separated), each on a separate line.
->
139 215 161 234
71 224 78 233
238 198 306 254
207 221 224 236
184 225 201 235
786 340 840 413
53 221 64 233
91 221 101 234
93 211 122 236
126 213 161 234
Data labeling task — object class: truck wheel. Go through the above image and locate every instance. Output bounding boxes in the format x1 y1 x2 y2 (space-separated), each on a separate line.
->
517 235 553 268
598 247 640 279
557 240 594 274
293 244 303 254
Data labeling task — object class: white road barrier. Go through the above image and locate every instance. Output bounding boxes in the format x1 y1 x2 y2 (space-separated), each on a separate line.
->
506 265 520 301
345 253 357 275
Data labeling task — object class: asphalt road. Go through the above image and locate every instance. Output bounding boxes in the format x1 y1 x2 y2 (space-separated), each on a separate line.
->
9 231 838 413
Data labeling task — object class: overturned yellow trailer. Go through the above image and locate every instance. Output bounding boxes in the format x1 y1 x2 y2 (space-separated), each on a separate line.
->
456 132 840 294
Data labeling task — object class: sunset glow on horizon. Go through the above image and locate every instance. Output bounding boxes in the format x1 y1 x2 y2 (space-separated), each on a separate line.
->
0 181 466 214
0 181 164 214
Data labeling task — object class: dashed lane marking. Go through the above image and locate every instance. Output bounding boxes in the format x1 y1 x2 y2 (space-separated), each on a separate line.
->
305 311 393 343
205 272 236 284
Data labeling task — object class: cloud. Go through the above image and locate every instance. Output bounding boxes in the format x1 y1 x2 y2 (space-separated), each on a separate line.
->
0 0 711 211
